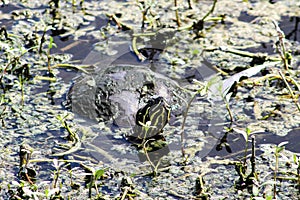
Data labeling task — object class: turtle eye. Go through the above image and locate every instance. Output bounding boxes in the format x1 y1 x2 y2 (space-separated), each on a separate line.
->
134 97 171 139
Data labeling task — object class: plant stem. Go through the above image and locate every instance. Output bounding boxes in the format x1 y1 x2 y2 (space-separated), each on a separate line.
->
187 0 192 9
273 145 283 199
278 70 300 112
205 46 281 62
52 116 81 156
273 20 289 70
88 175 94 198
132 36 146 61
201 0 218 22
53 169 60 188
143 139 161 176
250 136 256 176
242 134 249 170
174 0 181 27
224 97 234 122
18 75 25 105
180 92 197 158
120 187 129 200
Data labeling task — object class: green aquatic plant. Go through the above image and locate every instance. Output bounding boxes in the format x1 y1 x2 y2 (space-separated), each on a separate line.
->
195 174 210 199
179 0 223 38
142 139 161 177
83 164 105 198
17 74 25 105
47 36 56 73
0 94 7 127
52 114 81 157
278 70 300 112
135 0 160 29
241 128 252 168
180 79 207 160
234 128 258 194
71 0 85 11
0 27 39 107
119 176 138 200
174 0 181 27
8 180 41 200
273 142 287 198
19 144 36 185
52 159 67 189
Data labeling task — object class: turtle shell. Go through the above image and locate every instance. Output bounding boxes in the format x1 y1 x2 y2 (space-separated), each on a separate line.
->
67 64 190 129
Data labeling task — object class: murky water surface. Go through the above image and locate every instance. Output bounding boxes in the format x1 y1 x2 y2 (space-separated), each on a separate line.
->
1 0 300 199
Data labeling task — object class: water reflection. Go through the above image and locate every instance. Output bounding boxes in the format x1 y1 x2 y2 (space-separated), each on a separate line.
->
207 128 300 159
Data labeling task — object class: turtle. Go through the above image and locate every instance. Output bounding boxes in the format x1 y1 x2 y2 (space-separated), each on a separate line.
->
67 64 191 140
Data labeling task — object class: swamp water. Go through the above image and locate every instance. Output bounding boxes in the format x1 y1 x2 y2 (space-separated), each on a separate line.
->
1 0 300 199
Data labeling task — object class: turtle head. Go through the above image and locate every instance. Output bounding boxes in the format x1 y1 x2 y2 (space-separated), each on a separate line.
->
132 97 171 140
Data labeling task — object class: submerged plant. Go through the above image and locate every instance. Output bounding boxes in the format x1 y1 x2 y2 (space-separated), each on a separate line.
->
136 0 160 29
142 139 162 177
272 142 287 198
52 114 81 157
180 79 207 160
19 144 36 185
47 36 56 74
83 164 105 198
195 174 210 199
234 128 258 194
0 94 7 127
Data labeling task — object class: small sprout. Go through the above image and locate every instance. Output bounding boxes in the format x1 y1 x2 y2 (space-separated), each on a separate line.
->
94 169 105 180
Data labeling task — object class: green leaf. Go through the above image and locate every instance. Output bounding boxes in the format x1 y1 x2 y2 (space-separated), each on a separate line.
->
49 36 53 49
265 195 273 200
95 169 105 180
192 49 200 55
275 145 285 154
293 154 297 164
246 127 251 135
45 189 49 197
